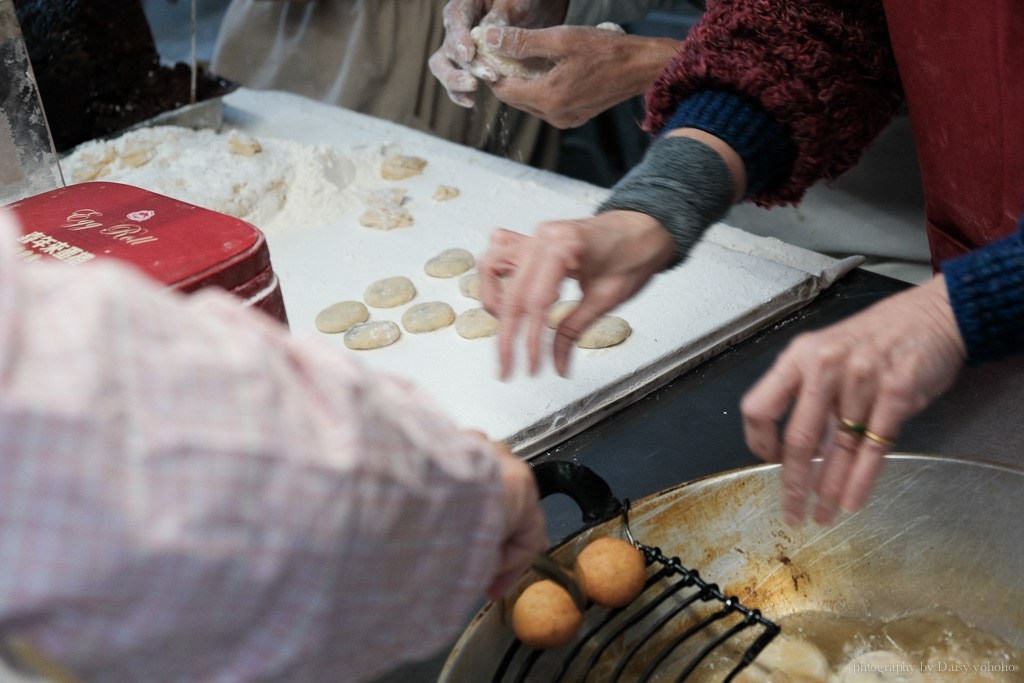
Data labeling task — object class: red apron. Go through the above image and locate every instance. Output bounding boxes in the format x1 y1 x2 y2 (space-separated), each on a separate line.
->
882 2 1024 270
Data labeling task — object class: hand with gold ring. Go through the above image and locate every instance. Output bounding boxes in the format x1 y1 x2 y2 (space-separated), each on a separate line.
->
740 275 967 526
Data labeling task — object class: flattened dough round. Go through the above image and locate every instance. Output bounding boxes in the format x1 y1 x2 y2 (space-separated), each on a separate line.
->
315 300 369 333
425 248 475 278
381 154 427 180
344 321 401 350
402 302 456 333
577 316 631 349
455 307 498 339
359 205 413 230
546 300 579 328
364 276 416 308
432 184 460 201
459 271 481 300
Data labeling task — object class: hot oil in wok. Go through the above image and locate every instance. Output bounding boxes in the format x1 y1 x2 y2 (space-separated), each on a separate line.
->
688 609 1022 682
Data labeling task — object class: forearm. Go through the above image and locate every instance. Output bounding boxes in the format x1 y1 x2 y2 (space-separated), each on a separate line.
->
615 35 680 103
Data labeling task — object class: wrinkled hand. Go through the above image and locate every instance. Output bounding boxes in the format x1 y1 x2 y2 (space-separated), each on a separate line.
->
741 276 967 527
487 439 548 601
478 211 675 379
428 0 570 108
482 25 679 128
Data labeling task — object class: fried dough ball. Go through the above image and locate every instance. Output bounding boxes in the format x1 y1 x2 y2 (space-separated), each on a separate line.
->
511 579 584 649
574 536 646 608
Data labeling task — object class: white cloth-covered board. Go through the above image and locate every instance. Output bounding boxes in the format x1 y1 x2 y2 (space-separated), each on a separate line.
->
68 89 862 457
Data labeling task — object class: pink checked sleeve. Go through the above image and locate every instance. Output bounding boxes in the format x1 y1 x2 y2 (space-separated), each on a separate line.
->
0 211 507 682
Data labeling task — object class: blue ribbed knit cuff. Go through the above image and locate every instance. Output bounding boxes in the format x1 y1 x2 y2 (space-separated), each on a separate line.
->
943 221 1024 364
662 91 794 198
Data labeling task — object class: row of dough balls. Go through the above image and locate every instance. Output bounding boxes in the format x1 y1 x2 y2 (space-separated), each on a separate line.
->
315 248 632 351
359 154 460 230
315 248 495 350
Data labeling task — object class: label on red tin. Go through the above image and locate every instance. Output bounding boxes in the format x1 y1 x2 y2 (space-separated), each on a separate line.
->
6 181 270 292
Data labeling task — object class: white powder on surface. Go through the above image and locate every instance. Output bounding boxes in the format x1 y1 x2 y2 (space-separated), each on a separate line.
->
63 125 377 232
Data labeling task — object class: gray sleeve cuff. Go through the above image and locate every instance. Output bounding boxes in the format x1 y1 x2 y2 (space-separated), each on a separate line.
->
597 136 734 267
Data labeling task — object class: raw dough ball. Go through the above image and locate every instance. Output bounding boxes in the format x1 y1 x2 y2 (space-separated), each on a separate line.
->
455 307 498 339
459 272 481 300
574 537 646 608
401 301 456 333
432 184 460 201
512 579 584 650
315 300 369 334
359 205 413 230
735 636 830 683
577 316 631 349
425 248 475 278
364 276 417 308
546 300 579 328
381 154 427 180
343 321 401 350
227 130 261 156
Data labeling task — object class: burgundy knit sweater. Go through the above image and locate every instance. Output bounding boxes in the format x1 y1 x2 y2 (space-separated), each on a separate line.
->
644 0 904 207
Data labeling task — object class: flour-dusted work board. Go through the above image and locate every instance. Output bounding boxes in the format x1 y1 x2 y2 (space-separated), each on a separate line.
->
63 89 860 457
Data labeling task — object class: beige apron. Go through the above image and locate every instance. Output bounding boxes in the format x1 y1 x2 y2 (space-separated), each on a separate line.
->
211 0 560 169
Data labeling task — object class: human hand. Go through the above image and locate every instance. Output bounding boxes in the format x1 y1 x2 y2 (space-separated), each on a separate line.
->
740 276 967 527
477 211 676 379
481 25 679 128
428 0 570 108
487 439 548 601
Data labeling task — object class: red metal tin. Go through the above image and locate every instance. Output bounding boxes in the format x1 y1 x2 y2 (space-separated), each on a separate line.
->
4 181 289 325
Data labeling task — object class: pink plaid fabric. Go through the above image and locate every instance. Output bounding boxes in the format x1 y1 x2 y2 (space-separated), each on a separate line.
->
0 211 506 682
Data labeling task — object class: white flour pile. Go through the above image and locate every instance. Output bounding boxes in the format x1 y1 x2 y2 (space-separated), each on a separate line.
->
63 125 388 232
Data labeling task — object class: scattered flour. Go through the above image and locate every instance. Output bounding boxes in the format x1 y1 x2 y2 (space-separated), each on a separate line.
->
62 125 398 232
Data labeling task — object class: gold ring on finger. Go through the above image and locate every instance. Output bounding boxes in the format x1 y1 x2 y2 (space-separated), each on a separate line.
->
862 428 895 448
839 417 868 436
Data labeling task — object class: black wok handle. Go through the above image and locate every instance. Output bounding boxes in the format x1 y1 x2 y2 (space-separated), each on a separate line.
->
530 460 623 525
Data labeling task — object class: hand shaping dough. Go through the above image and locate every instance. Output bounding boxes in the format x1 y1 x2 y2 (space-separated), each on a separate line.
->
455 307 498 339
364 276 417 308
401 302 456 333
381 154 427 180
315 300 369 334
470 22 625 80
344 321 401 350
425 248 475 278
459 272 481 300
470 24 547 80
577 316 631 349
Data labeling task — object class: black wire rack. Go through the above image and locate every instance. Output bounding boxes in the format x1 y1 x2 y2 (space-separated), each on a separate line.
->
491 508 780 682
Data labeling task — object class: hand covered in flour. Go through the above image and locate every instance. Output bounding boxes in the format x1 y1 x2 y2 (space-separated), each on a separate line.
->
481 25 680 128
741 275 967 527
428 0 570 107
478 211 676 379
485 437 549 600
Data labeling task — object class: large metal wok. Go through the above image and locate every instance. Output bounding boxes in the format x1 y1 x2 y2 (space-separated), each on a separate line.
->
441 454 1024 681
